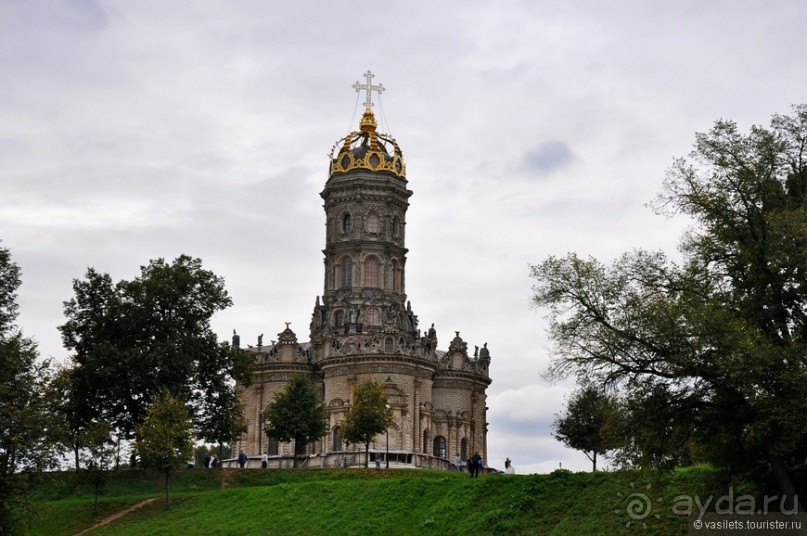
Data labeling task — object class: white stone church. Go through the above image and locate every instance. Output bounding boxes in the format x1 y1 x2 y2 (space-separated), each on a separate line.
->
233 72 492 469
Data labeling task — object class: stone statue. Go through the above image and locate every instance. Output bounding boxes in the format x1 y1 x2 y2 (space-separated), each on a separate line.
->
232 329 240 348
479 342 490 361
258 333 263 347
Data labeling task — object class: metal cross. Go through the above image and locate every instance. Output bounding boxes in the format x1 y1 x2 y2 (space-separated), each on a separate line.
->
353 70 385 109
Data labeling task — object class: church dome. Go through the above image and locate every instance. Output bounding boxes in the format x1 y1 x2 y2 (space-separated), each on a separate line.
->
329 107 406 178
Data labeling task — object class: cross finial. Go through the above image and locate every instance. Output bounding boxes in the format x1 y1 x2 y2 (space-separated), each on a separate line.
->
285 322 291 329
352 70 385 109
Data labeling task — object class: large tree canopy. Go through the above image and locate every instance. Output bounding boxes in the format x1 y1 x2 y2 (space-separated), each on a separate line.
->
59 255 252 447
0 245 56 534
532 105 807 499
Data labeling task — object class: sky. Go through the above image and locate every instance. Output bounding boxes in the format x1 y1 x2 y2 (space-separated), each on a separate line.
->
2 0 806 475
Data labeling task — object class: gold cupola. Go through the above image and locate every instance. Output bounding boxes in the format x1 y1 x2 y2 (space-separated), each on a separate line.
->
329 71 406 179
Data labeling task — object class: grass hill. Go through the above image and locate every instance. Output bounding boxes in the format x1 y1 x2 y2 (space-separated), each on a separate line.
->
28 465 730 535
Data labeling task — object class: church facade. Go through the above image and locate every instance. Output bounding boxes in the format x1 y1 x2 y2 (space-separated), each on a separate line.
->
234 73 492 469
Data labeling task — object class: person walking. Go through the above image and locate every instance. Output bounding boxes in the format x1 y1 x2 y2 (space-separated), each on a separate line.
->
238 450 248 468
261 452 268 469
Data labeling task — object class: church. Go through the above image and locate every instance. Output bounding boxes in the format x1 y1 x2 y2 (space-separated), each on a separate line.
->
233 72 492 469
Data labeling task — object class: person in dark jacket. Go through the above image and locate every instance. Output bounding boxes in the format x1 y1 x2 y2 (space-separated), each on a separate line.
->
471 452 482 477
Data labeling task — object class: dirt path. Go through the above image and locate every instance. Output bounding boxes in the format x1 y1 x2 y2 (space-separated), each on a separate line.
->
73 497 158 536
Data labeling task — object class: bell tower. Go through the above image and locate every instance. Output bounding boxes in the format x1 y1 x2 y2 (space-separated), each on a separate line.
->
237 71 492 467
309 71 420 353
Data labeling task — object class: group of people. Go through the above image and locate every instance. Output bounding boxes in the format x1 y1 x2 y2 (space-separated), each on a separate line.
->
193 450 269 469
452 453 515 476
202 454 221 468
196 451 512 473
468 453 483 477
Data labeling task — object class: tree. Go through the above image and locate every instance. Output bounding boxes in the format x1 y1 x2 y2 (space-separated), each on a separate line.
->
341 380 392 468
531 105 807 502
0 244 57 534
609 381 699 471
263 375 327 467
59 255 253 458
134 393 194 506
78 421 117 514
196 380 247 459
553 386 618 471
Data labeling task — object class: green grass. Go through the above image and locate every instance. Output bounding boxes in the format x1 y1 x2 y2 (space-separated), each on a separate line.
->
27 466 727 535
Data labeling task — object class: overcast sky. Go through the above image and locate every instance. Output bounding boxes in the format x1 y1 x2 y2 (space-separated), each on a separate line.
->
2 0 806 474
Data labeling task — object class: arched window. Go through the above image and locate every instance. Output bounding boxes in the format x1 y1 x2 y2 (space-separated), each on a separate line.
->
422 430 430 454
341 257 353 288
392 216 400 238
384 337 394 353
433 436 447 459
334 310 344 327
365 308 380 326
364 256 379 287
332 426 343 452
365 213 380 234
267 436 279 456
342 213 352 234
460 437 468 461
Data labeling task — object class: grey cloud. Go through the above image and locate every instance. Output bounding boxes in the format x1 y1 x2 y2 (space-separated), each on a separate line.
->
522 140 574 175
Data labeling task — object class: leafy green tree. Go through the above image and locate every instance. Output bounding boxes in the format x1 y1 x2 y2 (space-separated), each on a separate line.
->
341 380 392 468
196 382 247 459
78 421 117 514
0 245 57 534
553 386 618 472
610 381 699 470
134 393 194 506
532 105 807 501
195 347 250 458
59 255 253 460
264 375 327 467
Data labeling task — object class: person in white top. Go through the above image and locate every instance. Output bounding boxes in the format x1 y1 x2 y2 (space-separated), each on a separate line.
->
505 457 515 474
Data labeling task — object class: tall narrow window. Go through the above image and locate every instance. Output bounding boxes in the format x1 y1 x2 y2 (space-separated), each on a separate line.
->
365 308 380 326
392 260 402 292
334 310 344 327
267 437 279 456
364 256 379 287
332 426 343 452
433 436 447 459
384 337 394 353
341 257 353 288
342 213 352 234
422 430 430 454
461 437 468 460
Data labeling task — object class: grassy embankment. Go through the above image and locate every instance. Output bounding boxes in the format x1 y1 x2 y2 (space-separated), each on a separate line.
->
29 465 728 535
